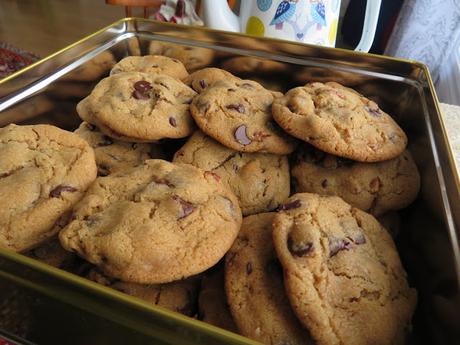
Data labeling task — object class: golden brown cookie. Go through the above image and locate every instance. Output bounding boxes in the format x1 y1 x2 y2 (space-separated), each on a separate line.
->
272 82 407 162
225 213 314 344
59 159 242 284
0 124 97 252
198 263 238 332
75 122 164 176
87 268 200 316
220 56 287 76
272 193 417 345
110 55 189 80
173 131 290 215
291 146 420 216
149 41 214 71
190 79 297 154
77 72 197 142
62 51 116 82
184 68 240 93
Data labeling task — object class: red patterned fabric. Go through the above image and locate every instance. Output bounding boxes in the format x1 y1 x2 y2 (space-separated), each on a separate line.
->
0 43 39 79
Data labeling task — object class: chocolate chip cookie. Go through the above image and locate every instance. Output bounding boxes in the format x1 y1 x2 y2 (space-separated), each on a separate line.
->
110 55 189 80
0 124 97 252
62 51 116 82
149 41 214 71
87 269 200 316
272 193 417 345
77 72 197 142
75 122 164 176
59 159 242 284
272 82 407 162
225 213 314 344
291 146 420 216
190 79 297 154
173 131 290 215
25 238 78 270
220 57 287 76
198 263 237 332
184 68 240 93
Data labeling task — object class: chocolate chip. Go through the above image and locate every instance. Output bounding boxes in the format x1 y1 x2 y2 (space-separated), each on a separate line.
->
321 179 328 188
365 106 382 117
288 236 314 257
54 210 74 229
169 117 177 127
85 123 96 131
173 195 195 219
226 104 245 114
50 185 77 198
134 80 152 93
246 262 253 275
199 79 207 89
234 125 251 145
204 171 221 182
132 89 150 100
276 199 301 211
97 165 110 177
184 46 193 51
369 177 381 193
132 143 138 150
329 237 352 257
240 83 254 89
98 135 113 147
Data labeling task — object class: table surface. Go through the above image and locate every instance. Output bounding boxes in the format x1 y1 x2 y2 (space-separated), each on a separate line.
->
0 0 124 57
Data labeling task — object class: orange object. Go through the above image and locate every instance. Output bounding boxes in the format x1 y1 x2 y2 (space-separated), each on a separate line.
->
105 0 164 18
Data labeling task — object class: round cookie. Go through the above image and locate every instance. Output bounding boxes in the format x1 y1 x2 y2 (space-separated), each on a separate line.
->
198 263 238 332
220 56 287 76
0 124 97 252
184 68 240 93
149 41 215 71
190 79 297 154
225 213 314 344
59 159 242 284
87 269 200 316
77 72 197 142
62 51 116 82
272 193 417 345
25 238 78 270
272 82 407 162
110 55 189 80
75 122 164 176
291 146 420 216
173 131 290 215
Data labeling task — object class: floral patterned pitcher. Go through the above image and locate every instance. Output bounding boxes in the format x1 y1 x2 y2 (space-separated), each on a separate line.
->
202 0 381 52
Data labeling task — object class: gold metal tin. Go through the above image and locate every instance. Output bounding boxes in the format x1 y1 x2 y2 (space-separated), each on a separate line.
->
0 18 459 344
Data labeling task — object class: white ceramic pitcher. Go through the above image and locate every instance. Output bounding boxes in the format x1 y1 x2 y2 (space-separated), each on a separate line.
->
202 0 382 52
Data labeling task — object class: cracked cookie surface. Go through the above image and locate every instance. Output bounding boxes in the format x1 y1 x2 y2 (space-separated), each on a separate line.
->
0 124 97 252
110 55 189 80
272 193 417 345
272 82 407 162
77 72 197 142
75 122 164 176
190 79 297 154
87 268 200 316
59 159 242 284
173 131 290 215
225 213 314 345
291 146 420 216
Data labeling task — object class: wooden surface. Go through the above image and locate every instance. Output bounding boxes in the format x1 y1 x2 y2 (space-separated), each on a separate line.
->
0 0 124 57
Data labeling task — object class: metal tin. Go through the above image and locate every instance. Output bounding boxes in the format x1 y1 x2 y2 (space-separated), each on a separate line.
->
0 18 459 344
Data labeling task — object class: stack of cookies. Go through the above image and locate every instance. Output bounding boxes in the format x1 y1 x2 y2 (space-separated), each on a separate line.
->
0 53 420 345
